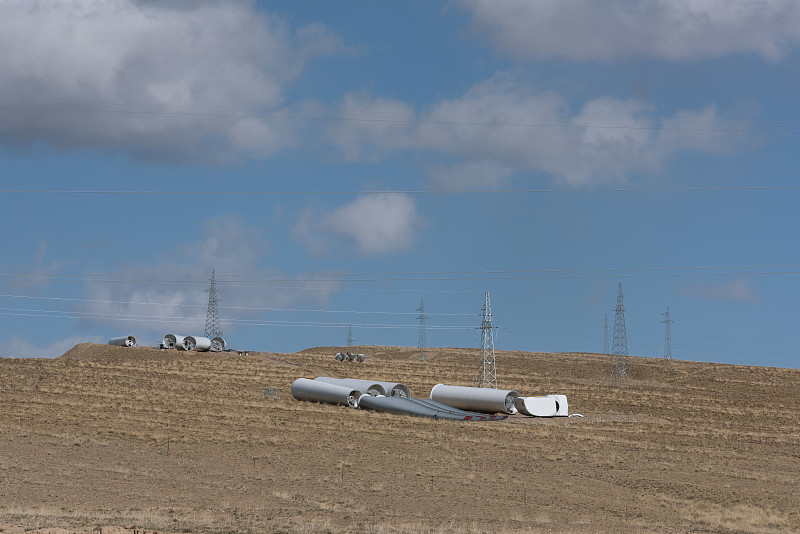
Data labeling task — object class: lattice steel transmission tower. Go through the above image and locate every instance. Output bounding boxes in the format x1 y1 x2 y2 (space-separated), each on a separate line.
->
661 306 674 360
204 269 223 339
417 300 427 361
610 283 629 379
603 313 609 354
475 291 498 388
346 325 354 347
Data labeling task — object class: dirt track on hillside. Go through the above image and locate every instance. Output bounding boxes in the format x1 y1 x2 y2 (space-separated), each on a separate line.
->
1 344 799 533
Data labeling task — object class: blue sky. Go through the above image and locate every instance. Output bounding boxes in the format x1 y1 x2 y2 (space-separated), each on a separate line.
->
2 0 800 369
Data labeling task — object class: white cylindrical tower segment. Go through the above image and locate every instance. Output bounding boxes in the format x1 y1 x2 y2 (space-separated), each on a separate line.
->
291 378 361 408
162 334 186 350
108 336 136 347
210 336 226 352
183 336 211 352
314 377 387 397
430 384 520 414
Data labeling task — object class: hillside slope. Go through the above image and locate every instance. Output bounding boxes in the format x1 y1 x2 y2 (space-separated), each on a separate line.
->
1 344 799 533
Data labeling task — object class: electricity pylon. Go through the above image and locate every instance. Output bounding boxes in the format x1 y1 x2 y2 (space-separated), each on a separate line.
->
417 300 426 361
204 269 223 340
661 306 674 360
610 283 629 379
475 291 498 388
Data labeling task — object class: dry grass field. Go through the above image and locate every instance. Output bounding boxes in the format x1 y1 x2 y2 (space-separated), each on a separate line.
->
1 343 799 533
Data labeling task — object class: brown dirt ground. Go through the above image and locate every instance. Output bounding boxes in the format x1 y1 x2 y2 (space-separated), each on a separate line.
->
1 343 799 533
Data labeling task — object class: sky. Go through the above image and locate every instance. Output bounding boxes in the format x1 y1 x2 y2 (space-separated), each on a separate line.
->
1 0 800 369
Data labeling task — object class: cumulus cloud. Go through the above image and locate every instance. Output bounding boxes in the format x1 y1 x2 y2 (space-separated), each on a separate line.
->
0 0 345 162
679 278 758 302
428 161 514 191
0 335 103 359
459 0 800 62
75 214 340 336
324 73 748 188
294 193 421 256
0 240 67 294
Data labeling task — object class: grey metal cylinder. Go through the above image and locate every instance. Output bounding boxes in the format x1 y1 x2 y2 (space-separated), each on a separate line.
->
357 395 508 421
358 395 443 418
108 336 136 347
162 334 185 349
315 377 411 398
376 381 411 398
315 377 386 396
291 378 361 408
183 336 211 352
210 336 226 352
430 384 520 414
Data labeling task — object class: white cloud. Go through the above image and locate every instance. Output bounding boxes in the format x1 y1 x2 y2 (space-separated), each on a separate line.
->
327 93 418 162
294 194 421 256
0 240 67 293
326 194 420 255
679 278 758 302
0 0 345 162
324 73 748 188
75 214 340 337
428 160 514 191
0 335 103 359
459 0 800 62
292 207 330 257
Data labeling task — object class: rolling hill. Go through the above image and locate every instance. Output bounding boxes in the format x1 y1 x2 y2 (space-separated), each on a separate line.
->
1 343 798 533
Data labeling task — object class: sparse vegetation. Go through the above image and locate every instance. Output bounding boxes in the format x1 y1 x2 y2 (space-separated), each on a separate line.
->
1 343 799 533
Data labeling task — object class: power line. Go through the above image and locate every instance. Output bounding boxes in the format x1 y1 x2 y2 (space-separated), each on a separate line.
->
8 263 800 278
4 269 800 283
2 101 799 135
3 97 797 127
2 306 798 360
5 263 800 278
504 323 800 355
0 308 474 329
4 185 800 195
0 293 477 315
0 285 480 295
2 292 795 349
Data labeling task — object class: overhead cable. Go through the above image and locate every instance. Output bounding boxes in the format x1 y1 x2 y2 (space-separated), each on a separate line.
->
1 101 798 134
3 185 800 195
